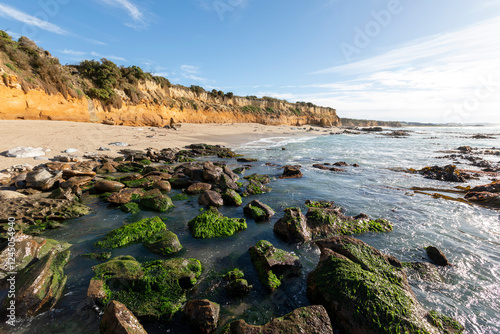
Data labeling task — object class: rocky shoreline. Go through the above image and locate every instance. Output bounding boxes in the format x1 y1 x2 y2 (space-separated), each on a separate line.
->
0 140 473 333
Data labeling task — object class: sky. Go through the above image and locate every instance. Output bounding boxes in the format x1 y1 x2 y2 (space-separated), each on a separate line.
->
0 0 499 123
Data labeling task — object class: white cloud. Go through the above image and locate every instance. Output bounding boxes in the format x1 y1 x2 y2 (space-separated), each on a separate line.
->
62 49 87 57
0 3 68 35
98 0 148 27
180 65 200 74
90 51 127 62
179 65 213 83
309 16 500 123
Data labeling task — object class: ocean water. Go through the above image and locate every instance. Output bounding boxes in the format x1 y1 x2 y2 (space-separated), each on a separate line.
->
4 126 500 334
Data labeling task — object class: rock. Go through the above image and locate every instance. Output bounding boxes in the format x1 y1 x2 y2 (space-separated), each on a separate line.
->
144 230 183 255
333 161 349 167
425 246 451 266
87 279 108 306
312 164 330 170
360 126 383 132
120 202 141 214
186 182 212 194
107 188 145 204
280 165 303 179
95 216 166 249
62 170 96 179
151 180 171 192
308 236 463 334
12 249 70 317
120 173 143 181
60 176 93 189
98 147 111 151
49 187 80 201
54 154 79 162
273 207 310 243
468 182 500 194
243 200 275 222
222 189 243 206
223 166 240 182
464 191 500 208
122 177 154 188
96 162 117 174
221 305 333 334
0 172 11 185
109 142 129 147
236 158 258 162
0 190 27 200
249 240 302 292
218 173 240 191
242 179 272 196
6 146 46 158
169 176 192 189
139 189 175 212
243 173 271 184
99 300 147 334
144 171 172 180
304 201 393 239
419 165 468 182
63 148 78 153
25 169 63 190
82 252 112 261
188 207 247 239
184 299 220 334
226 279 252 297
90 256 202 319
198 190 224 207
94 180 126 193
203 161 223 183
0 232 71 279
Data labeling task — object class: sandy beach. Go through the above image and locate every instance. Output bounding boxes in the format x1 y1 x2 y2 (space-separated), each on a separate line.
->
0 120 339 171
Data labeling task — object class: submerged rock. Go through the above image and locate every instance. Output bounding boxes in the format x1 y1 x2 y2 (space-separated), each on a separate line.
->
143 229 183 256
198 190 224 207
184 299 220 334
99 300 147 334
280 165 303 179
139 189 174 212
95 216 166 249
244 200 275 222
107 188 145 205
273 207 311 243
90 256 202 319
242 179 272 196
221 305 333 334
419 165 469 182
307 236 463 334
188 207 247 239
249 240 302 292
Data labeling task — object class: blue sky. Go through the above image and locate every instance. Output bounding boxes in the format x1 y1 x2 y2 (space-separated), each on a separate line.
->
1 0 499 123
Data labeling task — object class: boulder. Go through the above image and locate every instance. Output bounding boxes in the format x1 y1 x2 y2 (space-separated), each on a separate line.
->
9 249 70 317
60 176 93 189
87 279 108 306
0 190 27 200
218 173 240 191
198 190 224 207
425 246 451 266
273 207 310 243
184 299 220 334
25 169 63 190
242 180 271 196
188 207 247 239
243 174 271 184
249 240 302 292
465 191 500 208
418 165 468 182
96 162 117 174
94 180 126 193
144 230 183 255
186 182 212 194
90 256 202 319
222 189 243 206
151 180 171 192
243 200 275 222
99 300 147 334
6 146 45 158
203 161 223 183
280 165 303 179
221 305 333 334
62 170 97 178
95 216 166 249
107 188 145 204
139 189 175 212
226 279 252 297
307 236 463 334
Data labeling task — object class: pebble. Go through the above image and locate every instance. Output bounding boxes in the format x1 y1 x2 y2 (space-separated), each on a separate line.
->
98 147 111 151
109 142 129 147
64 148 78 153
6 146 46 158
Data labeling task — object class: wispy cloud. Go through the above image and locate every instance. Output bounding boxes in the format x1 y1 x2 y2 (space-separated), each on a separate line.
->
62 49 87 57
98 0 147 27
0 3 68 35
90 51 127 62
179 65 212 83
307 16 500 123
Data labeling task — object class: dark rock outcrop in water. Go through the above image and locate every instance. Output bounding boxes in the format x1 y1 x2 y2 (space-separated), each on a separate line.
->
307 236 464 334
188 207 247 239
425 246 451 266
220 305 333 334
184 299 220 334
419 165 469 182
243 200 275 221
280 165 303 179
464 181 500 209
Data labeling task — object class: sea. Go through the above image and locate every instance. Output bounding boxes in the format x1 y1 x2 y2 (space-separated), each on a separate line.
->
3 126 500 334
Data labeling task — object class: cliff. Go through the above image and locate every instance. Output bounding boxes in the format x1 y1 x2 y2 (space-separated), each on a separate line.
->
0 32 340 128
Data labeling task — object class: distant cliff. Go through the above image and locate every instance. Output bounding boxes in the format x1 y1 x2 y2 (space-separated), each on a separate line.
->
341 118 402 128
0 31 340 128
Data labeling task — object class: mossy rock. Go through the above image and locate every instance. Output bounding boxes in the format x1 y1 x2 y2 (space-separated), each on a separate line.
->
226 278 252 297
188 207 247 239
243 173 270 184
91 256 202 319
144 230 183 256
120 202 141 214
249 240 301 292
222 189 242 206
139 192 174 212
122 178 153 188
307 236 463 334
241 180 272 197
224 268 244 281
95 217 166 249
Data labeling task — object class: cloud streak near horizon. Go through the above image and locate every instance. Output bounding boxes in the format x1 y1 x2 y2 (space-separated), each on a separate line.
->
0 3 68 35
98 0 147 27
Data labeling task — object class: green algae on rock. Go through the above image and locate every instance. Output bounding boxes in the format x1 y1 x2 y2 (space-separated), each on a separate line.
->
143 230 183 256
95 216 166 249
249 240 302 292
81 252 112 261
220 305 333 334
241 179 272 197
188 207 247 239
222 189 243 206
307 236 463 334
90 256 202 319
138 190 175 212
119 202 141 214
